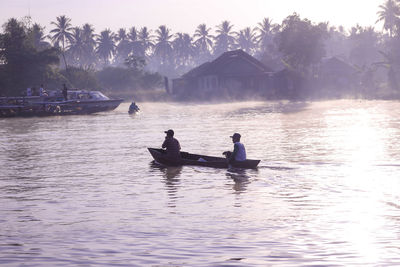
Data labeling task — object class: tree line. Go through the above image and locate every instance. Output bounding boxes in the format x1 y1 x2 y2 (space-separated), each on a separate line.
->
1 0 400 98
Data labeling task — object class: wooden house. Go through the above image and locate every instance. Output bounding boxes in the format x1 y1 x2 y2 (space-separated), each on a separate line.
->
172 50 274 100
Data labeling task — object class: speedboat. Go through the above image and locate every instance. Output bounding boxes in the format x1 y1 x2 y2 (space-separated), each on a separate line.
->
0 90 123 117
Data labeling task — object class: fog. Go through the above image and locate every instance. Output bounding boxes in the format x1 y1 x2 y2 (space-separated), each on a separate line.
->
1 1 399 101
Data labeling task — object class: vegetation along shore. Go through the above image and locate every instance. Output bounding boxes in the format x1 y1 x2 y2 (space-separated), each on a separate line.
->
1 0 400 101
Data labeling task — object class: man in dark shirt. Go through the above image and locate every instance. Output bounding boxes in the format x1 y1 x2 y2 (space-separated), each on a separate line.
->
62 84 68 100
162 129 181 162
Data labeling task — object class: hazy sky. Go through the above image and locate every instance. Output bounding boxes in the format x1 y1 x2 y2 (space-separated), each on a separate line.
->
1 0 383 34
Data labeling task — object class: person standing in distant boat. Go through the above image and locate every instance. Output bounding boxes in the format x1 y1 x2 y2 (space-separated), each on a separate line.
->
62 84 68 100
162 129 181 162
225 133 246 163
39 84 47 96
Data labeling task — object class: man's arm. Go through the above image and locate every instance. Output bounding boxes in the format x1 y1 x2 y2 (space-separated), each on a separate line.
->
229 143 239 162
162 138 168 148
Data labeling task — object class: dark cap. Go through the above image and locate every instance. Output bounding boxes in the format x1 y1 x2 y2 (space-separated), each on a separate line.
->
164 129 174 136
230 133 241 139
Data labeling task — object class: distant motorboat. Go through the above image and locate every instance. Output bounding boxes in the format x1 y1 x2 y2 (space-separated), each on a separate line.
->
0 90 123 117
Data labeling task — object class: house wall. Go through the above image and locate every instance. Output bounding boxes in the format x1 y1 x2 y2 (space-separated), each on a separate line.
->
198 75 218 91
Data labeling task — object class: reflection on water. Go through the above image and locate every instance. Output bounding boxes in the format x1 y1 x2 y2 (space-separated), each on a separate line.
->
1 100 400 266
228 101 310 120
150 161 183 180
150 162 182 207
226 168 251 193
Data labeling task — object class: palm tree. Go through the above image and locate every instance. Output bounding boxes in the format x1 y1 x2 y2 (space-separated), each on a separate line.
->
96 29 116 65
376 0 400 37
115 28 131 65
154 25 173 65
193 23 214 55
138 27 154 58
67 27 85 66
28 23 50 51
214 20 236 56
81 23 96 67
50 15 74 68
256 18 275 53
236 27 257 54
173 32 195 68
116 28 127 42
128 26 143 57
128 26 138 42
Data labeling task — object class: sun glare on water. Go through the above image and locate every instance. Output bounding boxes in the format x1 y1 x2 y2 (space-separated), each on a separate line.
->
319 101 398 264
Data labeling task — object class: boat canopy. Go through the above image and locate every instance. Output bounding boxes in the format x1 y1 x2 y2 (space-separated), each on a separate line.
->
67 90 110 100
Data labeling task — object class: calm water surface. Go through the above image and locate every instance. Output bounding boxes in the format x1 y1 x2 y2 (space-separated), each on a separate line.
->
0 100 399 266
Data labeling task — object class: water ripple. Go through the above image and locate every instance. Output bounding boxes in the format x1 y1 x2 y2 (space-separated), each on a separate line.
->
1 101 400 266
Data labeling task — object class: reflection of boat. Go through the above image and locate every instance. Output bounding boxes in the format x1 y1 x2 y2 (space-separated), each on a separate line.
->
0 90 123 117
148 148 260 169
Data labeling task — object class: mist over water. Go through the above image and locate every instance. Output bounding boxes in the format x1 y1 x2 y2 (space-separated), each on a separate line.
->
1 100 399 266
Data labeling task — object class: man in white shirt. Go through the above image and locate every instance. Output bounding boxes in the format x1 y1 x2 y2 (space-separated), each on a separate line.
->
39 84 46 96
228 133 246 163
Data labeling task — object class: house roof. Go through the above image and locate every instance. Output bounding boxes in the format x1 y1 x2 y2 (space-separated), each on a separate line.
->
321 57 356 74
182 50 273 78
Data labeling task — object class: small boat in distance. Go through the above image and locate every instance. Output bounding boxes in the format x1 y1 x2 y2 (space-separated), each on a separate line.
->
0 90 123 117
148 148 260 169
128 101 140 114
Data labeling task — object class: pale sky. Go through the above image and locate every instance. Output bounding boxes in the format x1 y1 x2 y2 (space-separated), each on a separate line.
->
0 0 383 35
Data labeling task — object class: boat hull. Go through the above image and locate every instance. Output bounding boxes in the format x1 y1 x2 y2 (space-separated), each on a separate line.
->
0 99 123 117
148 148 260 169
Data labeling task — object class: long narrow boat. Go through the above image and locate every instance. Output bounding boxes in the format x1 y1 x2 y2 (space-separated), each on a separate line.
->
148 148 260 169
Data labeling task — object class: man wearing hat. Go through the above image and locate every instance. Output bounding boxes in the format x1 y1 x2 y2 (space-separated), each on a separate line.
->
226 133 246 163
162 129 181 162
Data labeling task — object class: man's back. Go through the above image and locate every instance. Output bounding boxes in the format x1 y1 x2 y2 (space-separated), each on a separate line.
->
162 137 181 159
233 142 246 161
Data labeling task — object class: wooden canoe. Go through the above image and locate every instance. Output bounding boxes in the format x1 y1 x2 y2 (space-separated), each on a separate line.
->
148 148 260 169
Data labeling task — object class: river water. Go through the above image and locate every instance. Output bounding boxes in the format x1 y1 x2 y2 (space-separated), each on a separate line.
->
0 100 399 266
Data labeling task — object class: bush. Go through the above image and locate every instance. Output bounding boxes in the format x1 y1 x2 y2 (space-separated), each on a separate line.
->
96 66 162 92
60 67 99 90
